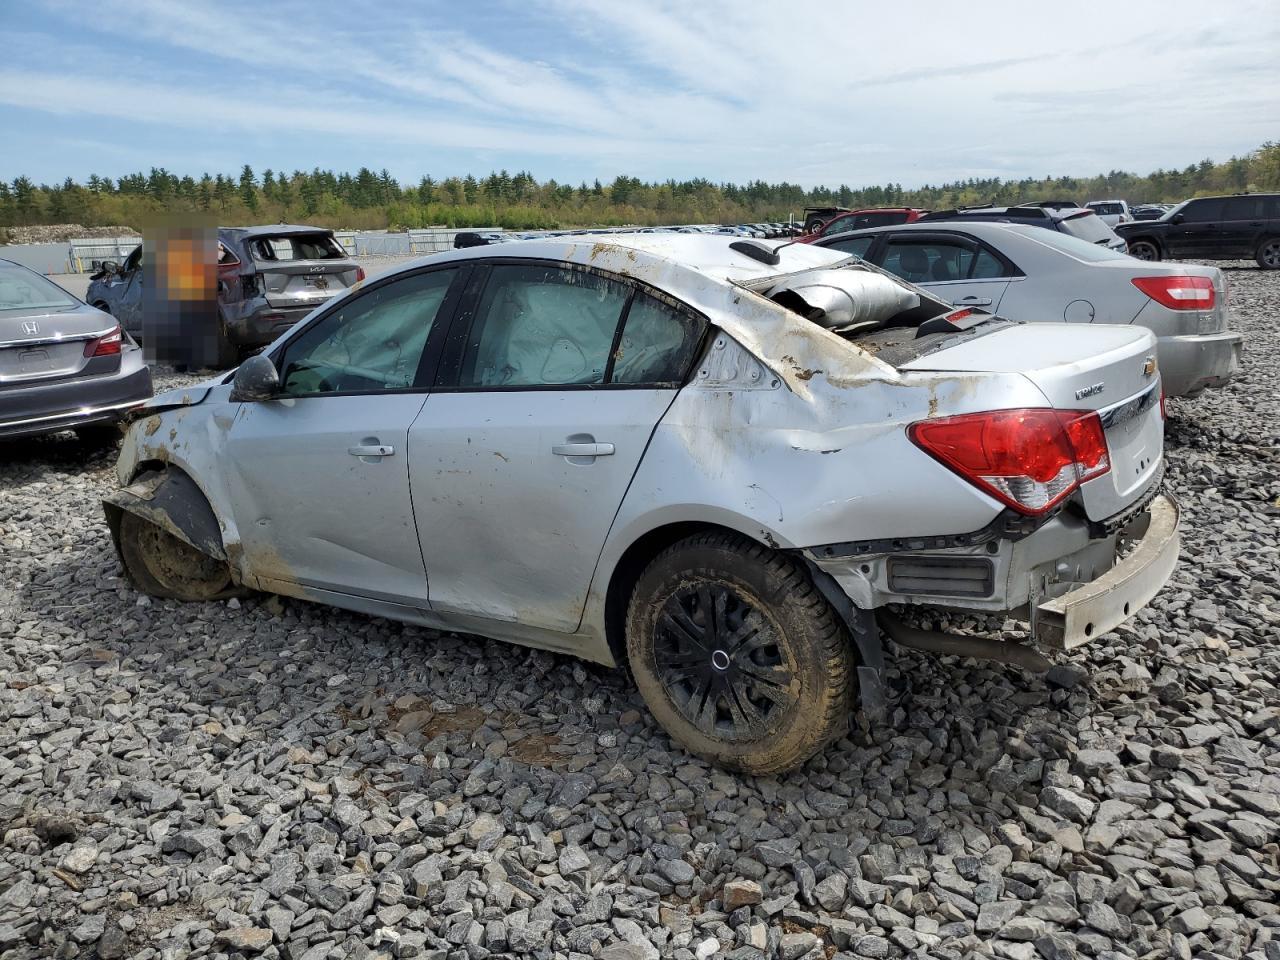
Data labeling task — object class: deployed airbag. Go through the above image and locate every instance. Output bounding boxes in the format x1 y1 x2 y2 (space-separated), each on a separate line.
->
766 269 919 330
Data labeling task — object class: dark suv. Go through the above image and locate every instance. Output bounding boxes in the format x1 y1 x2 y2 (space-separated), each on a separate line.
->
1115 194 1280 269
917 204 1126 251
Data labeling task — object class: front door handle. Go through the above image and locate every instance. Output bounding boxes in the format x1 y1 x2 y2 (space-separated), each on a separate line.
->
959 296 992 306
552 442 615 457
348 443 394 458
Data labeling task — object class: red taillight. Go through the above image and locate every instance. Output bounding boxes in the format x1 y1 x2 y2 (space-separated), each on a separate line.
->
1159 390 1167 421
909 408 1110 515
355 266 366 282
943 308 974 324
84 325 123 358
1131 275 1215 311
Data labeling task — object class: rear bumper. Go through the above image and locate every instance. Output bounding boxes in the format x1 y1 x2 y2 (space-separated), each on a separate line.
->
0 354 153 439
1157 331 1242 397
1033 494 1180 649
223 302 315 348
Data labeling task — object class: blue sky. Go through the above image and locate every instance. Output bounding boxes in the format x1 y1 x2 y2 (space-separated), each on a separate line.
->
2 0 1277 190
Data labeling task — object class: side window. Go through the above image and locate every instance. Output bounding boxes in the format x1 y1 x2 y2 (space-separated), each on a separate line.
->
459 264 629 387
1223 197 1264 220
1182 199 1223 222
882 240 975 283
826 235 874 259
610 292 705 385
278 268 457 396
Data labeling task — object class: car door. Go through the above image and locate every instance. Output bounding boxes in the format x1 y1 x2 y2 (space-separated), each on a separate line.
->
878 233 1014 311
408 260 706 633
222 265 467 603
1166 199 1225 258
1219 196 1267 258
110 246 144 337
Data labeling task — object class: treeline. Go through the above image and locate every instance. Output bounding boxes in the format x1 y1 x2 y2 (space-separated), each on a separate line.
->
2 142 1277 235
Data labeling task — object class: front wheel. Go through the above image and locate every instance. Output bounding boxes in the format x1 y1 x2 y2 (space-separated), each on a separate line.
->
625 532 854 774
1256 238 1280 270
1128 240 1160 261
118 511 233 601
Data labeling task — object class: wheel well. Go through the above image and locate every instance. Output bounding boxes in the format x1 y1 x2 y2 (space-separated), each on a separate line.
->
603 521 754 666
1127 235 1161 250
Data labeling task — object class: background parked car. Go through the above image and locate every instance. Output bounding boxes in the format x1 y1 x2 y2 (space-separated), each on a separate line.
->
919 204 1127 251
1115 194 1280 268
1086 200 1132 226
1131 203 1174 221
88 225 365 361
0 258 151 441
796 208 929 243
815 221 1241 396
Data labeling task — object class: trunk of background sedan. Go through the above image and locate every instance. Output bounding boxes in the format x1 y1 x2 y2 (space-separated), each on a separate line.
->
0 308 119 385
896 323 1164 521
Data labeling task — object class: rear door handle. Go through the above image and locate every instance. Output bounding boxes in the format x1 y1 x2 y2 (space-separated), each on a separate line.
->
959 296 992 306
552 442 615 457
348 444 394 457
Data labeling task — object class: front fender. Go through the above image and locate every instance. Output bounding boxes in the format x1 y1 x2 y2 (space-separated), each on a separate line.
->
102 467 227 563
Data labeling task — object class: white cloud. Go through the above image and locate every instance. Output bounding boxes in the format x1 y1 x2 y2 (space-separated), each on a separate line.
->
10 0 1279 186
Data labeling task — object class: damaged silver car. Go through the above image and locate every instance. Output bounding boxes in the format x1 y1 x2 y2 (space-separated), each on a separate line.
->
103 234 1179 773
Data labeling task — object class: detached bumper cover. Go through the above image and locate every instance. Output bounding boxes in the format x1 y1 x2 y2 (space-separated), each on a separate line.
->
1034 494 1180 650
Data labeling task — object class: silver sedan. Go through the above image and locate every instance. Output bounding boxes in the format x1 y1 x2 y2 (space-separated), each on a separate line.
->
816 222 1242 397
103 235 1178 772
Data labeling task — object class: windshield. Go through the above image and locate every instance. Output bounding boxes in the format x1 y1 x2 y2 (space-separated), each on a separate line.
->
1160 200 1191 221
1059 212 1118 245
0 261 80 312
1089 202 1124 215
1016 227 1133 263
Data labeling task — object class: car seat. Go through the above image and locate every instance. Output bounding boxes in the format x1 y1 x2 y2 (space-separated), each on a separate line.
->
896 247 931 283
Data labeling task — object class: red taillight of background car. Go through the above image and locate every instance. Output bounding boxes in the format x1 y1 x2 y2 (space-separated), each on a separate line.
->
355 265 366 283
84 325 123 358
908 408 1110 515
1131 275 1215 311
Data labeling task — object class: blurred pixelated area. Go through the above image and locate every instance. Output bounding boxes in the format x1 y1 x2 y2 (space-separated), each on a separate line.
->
141 217 220 370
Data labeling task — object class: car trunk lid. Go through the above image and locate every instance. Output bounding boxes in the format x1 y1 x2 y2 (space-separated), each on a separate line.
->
0 305 117 385
901 323 1164 521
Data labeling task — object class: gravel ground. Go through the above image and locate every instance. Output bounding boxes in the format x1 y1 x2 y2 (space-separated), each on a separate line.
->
2 265 1278 960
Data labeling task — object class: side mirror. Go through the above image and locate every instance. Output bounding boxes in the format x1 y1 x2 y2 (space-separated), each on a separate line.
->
229 354 280 402
1170 213 1184 224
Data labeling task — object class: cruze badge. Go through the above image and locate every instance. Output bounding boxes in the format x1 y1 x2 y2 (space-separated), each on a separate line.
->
1075 382 1105 400
1142 356 1157 376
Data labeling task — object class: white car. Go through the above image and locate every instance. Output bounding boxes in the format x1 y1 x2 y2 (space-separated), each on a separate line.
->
816 221 1242 397
104 235 1179 773
1086 200 1132 227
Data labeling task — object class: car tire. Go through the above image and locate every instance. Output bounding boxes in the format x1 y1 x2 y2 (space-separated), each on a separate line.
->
625 532 853 774
1128 240 1160 261
118 510 234 601
1256 238 1280 270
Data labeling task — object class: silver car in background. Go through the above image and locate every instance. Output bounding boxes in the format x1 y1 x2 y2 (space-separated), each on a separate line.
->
0 258 151 441
103 235 1178 772
817 221 1242 397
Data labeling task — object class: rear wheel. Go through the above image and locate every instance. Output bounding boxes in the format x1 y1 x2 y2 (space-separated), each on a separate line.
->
118 511 232 601
1128 240 1160 261
625 532 853 774
1256 238 1280 270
